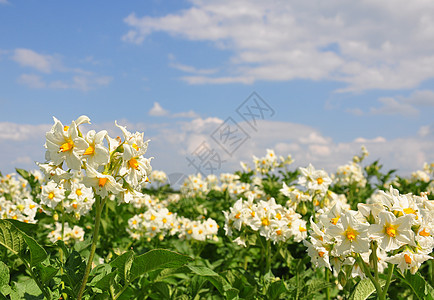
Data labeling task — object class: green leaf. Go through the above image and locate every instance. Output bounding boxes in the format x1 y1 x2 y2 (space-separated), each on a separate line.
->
92 271 116 291
22 234 48 266
110 250 134 283
0 220 47 267
0 219 26 257
62 250 86 296
187 265 219 277
187 265 232 296
349 278 385 300
6 219 37 234
36 263 59 285
0 261 9 288
402 271 433 300
267 280 286 300
130 249 192 281
15 168 30 180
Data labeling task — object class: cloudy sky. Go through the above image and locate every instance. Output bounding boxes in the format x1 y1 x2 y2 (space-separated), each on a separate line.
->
0 0 433 177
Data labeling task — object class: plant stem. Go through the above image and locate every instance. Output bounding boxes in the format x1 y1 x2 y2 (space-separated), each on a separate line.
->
25 261 51 300
77 195 106 300
265 239 271 274
356 254 383 299
371 241 379 282
380 263 394 300
325 267 330 300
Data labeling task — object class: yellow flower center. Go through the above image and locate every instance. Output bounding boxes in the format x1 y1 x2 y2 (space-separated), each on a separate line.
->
132 143 139 151
63 125 69 131
72 203 78 209
187 229 192 235
48 192 55 200
404 254 412 264
261 217 270 226
235 212 241 219
162 218 167 224
275 213 282 220
83 145 95 156
403 208 416 215
345 228 357 242
276 229 282 235
29 204 36 209
98 177 108 187
251 211 255 217
317 177 324 185
419 228 430 237
60 141 74 152
199 230 203 234
318 251 325 258
331 216 340 225
299 226 307 232
76 189 82 196
385 225 396 238
150 215 156 221
129 158 139 170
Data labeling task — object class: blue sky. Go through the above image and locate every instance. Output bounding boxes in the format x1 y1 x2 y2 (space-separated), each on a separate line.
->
0 0 433 177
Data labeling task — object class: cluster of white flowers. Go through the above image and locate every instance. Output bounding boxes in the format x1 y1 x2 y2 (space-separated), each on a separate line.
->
281 163 343 212
39 115 152 203
0 173 40 223
253 149 279 174
304 187 433 276
180 174 209 198
223 195 307 247
127 207 219 242
180 171 267 201
47 222 85 244
334 162 367 187
240 149 293 175
298 164 333 195
149 170 168 185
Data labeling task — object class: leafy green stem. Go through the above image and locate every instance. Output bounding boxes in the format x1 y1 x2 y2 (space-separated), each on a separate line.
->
77 194 107 300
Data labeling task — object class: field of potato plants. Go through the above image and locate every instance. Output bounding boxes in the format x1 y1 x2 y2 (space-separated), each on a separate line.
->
0 116 433 299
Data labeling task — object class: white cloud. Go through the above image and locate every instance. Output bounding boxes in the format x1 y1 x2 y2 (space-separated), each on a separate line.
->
149 102 169 116
169 62 218 75
418 125 431 137
148 101 201 119
17 73 113 91
370 97 419 117
403 90 434 106
12 48 60 73
366 89 434 116
18 74 46 89
11 48 112 91
123 1 434 91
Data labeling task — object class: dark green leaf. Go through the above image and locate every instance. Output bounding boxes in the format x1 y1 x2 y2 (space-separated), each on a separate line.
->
130 249 192 281
0 261 9 288
110 250 134 283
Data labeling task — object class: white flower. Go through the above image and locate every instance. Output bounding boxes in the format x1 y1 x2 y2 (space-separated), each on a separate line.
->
327 211 370 256
369 212 415 252
40 181 65 209
83 130 109 168
298 164 332 194
82 166 124 197
304 240 332 270
44 117 88 170
386 250 432 274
